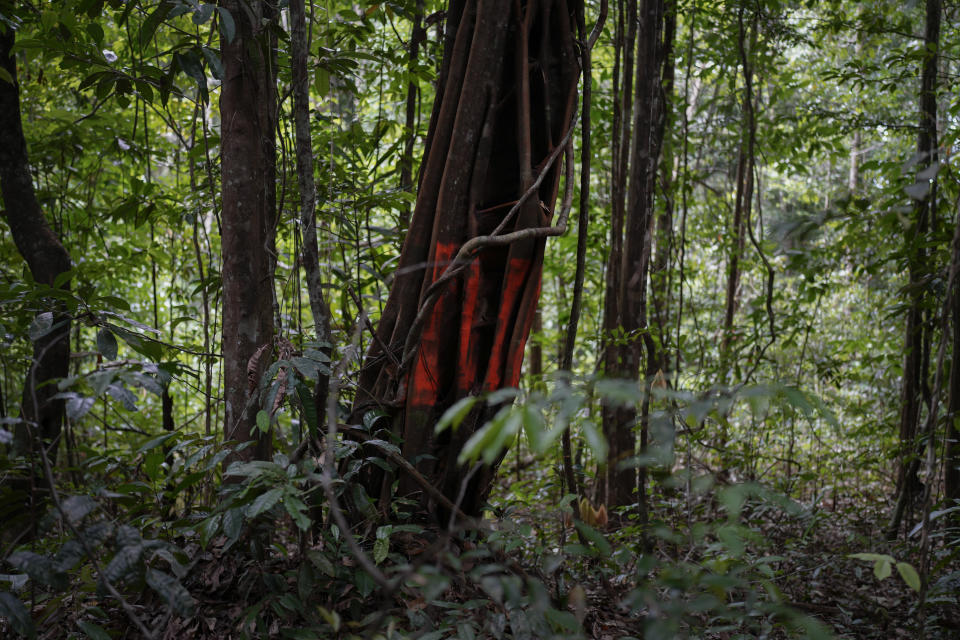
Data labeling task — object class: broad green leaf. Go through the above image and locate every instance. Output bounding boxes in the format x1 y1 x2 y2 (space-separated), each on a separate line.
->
573 521 611 557
146 568 195 616
28 312 54 340
136 432 176 454
435 396 478 434
217 6 236 44
0 592 35 639
874 557 892 581
256 410 270 433
97 328 118 360
60 495 97 525
192 3 215 25
7 551 67 590
77 620 111 640
373 525 391 564
580 418 608 463
247 488 283 518
896 561 921 592
544 608 580 633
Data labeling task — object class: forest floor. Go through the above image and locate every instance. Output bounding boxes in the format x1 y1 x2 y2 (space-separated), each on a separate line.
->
8 479 959 639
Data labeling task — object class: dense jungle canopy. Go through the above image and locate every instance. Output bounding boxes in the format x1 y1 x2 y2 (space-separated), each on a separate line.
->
1 0 959 637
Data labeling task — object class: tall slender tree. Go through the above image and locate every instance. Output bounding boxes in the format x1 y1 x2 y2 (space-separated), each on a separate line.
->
219 0 278 462
888 0 940 538
601 0 673 520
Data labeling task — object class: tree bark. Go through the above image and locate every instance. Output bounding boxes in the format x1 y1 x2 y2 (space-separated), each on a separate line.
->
601 0 672 518
291 0 333 428
719 4 756 382
888 0 940 538
352 0 581 519
0 24 72 460
399 0 426 230
219 0 278 462
600 0 636 510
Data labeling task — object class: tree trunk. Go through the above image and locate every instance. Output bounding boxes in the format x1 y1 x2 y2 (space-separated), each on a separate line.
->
220 0 278 463
600 0 637 510
719 5 756 382
946 270 960 515
888 0 939 539
601 0 672 518
399 0 426 230
291 0 333 429
0 24 72 461
352 0 581 519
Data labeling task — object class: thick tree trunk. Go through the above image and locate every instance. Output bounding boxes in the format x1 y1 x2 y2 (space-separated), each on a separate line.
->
352 0 580 518
0 25 72 460
220 0 278 462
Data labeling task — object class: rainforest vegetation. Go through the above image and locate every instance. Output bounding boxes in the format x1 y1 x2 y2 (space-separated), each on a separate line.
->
1 0 959 637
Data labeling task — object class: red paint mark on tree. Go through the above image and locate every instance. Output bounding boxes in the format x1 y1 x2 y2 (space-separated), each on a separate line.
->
408 242 458 409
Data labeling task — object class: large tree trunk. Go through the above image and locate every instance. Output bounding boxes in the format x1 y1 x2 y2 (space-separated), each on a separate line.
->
0 24 72 461
352 0 581 518
219 0 278 462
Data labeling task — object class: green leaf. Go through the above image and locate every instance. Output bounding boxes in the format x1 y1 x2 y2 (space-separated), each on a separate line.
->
896 561 921 592
223 507 244 542
60 495 97 525
77 620 111 640
283 494 312 531
573 521 611 557
874 557 892 581
0 66 14 84
435 396 478 434
146 568 195 616
201 46 223 81
192 3 215 24
373 525 392 564
0 592 35 639
247 487 283 518
7 551 67 590
96 328 119 360
104 541 143 584
520 403 546 452
458 407 521 466
544 607 581 633
296 382 318 438
28 312 54 340
139 1 174 47
256 410 270 434
580 418 608 463
216 7 236 44
136 432 176 454
66 395 95 421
